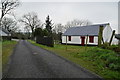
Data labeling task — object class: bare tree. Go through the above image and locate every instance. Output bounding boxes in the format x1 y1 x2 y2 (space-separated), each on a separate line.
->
24 25 31 39
53 23 64 34
0 0 20 23
20 12 43 38
1 17 18 33
64 19 92 30
24 25 30 33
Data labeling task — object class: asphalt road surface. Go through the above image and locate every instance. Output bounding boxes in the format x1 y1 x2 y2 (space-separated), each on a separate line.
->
5 40 102 79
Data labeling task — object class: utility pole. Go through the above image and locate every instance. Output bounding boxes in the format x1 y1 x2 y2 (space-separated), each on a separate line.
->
109 30 115 46
98 25 104 47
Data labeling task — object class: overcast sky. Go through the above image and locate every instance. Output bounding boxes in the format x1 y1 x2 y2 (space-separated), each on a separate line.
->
11 0 119 33
20 0 119 2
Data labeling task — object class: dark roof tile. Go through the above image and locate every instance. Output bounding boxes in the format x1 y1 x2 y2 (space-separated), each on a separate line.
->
62 23 109 36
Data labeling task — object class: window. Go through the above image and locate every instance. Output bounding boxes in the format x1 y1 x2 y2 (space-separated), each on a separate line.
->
68 36 71 41
81 36 85 46
89 36 94 43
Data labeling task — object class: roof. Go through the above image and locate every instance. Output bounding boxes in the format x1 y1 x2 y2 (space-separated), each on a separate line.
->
62 23 109 36
0 28 11 36
2 28 11 34
0 28 11 34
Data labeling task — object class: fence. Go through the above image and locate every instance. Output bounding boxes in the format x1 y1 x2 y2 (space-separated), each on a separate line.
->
36 36 54 47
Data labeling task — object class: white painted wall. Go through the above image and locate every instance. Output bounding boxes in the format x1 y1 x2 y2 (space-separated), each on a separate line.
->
62 36 98 45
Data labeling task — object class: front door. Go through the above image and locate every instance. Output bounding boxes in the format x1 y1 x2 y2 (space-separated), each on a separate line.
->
81 36 85 46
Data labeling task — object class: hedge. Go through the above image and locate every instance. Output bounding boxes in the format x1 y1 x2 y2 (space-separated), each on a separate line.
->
36 36 54 47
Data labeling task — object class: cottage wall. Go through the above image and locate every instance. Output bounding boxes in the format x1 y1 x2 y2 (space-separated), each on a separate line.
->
62 36 98 45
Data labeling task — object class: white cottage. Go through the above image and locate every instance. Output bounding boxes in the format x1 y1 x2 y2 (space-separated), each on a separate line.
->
0 28 11 40
62 23 118 45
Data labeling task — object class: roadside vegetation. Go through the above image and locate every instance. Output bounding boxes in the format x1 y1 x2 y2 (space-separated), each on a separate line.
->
101 42 120 54
2 41 17 69
28 40 120 79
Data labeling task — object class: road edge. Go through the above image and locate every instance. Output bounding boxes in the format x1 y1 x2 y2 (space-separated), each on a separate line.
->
2 41 19 78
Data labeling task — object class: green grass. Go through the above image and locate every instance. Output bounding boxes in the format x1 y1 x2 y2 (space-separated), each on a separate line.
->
2 41 17 68
28 40 120 79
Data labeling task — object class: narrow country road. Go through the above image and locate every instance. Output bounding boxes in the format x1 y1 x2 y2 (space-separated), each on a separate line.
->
4 40 102 79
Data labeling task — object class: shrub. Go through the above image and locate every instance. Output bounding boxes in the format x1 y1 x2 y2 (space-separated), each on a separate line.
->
109 63 120 71
101 43 120 53
107 56 120 71
81 47 120 71
108 45 120 53
36 36 54 47
101 42 109 49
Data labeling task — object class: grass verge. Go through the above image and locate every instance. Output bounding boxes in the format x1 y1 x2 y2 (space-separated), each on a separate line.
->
28 40 120 79
2 41 17 69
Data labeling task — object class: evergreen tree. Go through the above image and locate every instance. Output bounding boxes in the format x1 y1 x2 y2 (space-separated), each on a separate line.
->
45 15 52 34
34 28 43 37
43 29 49 36
44 15 54 47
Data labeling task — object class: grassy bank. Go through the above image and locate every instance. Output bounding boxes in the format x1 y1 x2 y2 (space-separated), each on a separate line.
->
2 41 17 68
28 40 120 79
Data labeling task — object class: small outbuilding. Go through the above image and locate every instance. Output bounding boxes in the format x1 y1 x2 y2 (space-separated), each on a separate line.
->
62 23 118 45
0 28 11 41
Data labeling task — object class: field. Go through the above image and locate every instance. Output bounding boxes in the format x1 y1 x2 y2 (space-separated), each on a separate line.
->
29 40 120 79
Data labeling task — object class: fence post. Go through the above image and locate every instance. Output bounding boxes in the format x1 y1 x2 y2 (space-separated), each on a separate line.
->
109 30 115 46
